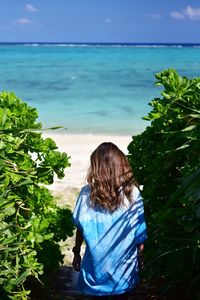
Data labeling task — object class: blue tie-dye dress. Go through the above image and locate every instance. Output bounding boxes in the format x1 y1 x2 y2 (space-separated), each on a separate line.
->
72 184 147 296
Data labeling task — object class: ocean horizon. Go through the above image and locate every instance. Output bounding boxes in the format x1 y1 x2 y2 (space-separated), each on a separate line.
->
1 43 200 135
1 42 200 46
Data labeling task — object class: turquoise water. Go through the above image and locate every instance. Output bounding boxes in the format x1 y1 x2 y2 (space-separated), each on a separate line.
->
0 44 200 135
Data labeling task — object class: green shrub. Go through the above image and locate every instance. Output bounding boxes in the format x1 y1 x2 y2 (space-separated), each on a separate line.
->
0 91 74 299
128 69 200 299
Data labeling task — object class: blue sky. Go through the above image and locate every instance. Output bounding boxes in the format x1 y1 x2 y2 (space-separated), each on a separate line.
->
0 0 200 43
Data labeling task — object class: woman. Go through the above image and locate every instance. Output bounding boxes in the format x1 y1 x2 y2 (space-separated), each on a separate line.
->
72 142 147 299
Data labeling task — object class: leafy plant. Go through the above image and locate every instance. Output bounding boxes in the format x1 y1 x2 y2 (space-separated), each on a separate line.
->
0 91 74 299
128 69 200 299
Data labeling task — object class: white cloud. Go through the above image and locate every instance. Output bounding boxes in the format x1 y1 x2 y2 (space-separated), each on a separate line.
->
171 6 200 20
185 6 200 19
170 11 184 19
13 18 32 25
105 18 113 23
24 4 38 12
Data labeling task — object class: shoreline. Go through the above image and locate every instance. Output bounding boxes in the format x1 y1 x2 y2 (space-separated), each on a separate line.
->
42 132 132 156
40 128 141 137
42 132 132 208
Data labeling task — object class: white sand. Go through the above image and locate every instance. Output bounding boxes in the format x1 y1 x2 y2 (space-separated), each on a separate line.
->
42 133 132 195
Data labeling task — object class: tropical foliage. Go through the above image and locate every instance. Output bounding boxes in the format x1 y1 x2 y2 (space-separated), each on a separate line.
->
0 92 74 299
128 69 200 299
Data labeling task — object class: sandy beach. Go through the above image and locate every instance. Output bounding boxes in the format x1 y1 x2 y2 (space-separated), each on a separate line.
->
42 132 132 208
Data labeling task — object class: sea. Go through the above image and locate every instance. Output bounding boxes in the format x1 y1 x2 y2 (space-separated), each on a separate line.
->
0 43 200 135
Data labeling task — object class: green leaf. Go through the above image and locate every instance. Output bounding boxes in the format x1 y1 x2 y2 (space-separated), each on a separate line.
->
188 114 200 119
3 202 16 217
181 125 197 131
2 235 18 245
175 144 190 150
35 233 44 243
12 270 31 286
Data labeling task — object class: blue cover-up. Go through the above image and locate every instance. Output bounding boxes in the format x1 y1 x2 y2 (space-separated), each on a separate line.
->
72 185 147 296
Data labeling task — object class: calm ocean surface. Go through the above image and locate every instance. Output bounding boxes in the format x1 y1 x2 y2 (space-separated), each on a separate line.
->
0 43 200 135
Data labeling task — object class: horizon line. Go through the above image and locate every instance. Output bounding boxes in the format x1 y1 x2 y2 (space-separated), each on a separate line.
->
0 41 200 45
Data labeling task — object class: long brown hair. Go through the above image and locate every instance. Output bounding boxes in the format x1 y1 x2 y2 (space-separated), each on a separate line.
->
87 142 136 212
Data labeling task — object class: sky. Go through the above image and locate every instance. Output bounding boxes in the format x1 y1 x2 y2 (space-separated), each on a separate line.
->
0 0 200 43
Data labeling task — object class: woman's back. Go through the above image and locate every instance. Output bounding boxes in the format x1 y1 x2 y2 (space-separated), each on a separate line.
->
73 184 147 296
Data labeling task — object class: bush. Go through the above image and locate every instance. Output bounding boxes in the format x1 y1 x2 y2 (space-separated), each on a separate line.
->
128 69 200 299
0 91 74 299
